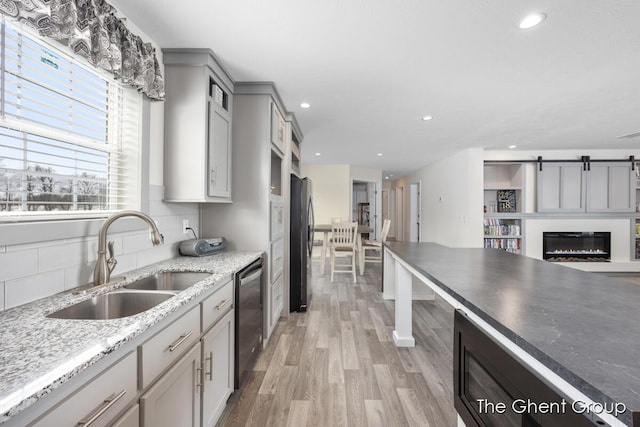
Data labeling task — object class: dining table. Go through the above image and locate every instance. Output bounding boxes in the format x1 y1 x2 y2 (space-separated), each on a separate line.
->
313 223 374 275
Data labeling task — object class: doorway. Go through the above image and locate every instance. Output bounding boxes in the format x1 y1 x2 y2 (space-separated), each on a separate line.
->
409 182 421 242
352 180 379 239
391 186 404 242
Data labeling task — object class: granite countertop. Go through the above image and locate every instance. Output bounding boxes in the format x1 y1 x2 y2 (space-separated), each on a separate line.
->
384 242 640 426
0 250 262 423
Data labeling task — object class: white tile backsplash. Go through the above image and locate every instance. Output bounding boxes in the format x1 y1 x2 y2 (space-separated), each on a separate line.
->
111 253 138 278
5 269 65 309
0 185 199 311
63 262 95 290
38 241 88 272
0 249 38 282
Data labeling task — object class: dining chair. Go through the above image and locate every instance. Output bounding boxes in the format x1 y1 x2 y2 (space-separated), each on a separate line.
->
330 221 358 283
360 219 391 273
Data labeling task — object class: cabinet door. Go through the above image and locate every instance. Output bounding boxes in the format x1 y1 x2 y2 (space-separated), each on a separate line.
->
270 103 286 154
587 163 635 212
537 163 585 212
201 310 234 427
140 342 202 427
208 95 232 199
270 273 284 327
112 404 139 427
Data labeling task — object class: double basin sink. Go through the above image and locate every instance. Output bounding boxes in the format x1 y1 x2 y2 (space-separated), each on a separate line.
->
47 272 212 320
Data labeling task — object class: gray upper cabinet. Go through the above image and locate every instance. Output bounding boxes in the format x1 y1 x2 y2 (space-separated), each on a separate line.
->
537 163 585 212
163 49 234 203
537 162 635 212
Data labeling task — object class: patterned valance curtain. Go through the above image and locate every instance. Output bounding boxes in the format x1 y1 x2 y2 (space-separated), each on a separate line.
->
0 0 165 101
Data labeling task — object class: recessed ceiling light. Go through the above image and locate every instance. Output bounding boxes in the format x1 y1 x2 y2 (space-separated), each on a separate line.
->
508 145 517 149
422 115 433 121
377 153 383 156
518 12 546 29
385 176 389 179
315 152 321 156
300 102 310 109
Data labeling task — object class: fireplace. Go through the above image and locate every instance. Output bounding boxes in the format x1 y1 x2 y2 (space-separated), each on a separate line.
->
542 232 611 262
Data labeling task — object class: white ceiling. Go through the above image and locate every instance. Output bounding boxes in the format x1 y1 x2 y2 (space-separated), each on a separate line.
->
110 0 640 178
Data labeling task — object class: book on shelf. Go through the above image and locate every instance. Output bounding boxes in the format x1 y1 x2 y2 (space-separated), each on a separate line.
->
483 218 521 236
484 238 521 253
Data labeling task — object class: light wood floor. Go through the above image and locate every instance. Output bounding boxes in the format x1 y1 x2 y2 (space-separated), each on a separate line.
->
217 261 457 427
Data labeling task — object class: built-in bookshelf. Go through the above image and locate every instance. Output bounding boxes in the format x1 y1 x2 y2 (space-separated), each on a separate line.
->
635 163 640 260
484 217 523 254
635 218 640 260
484 163 525 254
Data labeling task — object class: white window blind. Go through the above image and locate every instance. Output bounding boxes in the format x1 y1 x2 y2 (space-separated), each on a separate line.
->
0 21 141 220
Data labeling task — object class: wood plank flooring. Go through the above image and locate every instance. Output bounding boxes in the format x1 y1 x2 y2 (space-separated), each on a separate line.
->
217 261 457 427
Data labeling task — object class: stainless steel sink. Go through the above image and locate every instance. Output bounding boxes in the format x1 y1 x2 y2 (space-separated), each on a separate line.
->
123 271 211 292
47 290 175 320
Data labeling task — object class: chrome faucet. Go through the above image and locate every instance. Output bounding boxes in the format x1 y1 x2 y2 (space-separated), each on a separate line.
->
93 210 164 286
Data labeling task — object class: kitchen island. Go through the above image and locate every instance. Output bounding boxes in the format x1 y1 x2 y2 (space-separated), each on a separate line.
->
383 242 639 427
0 250 262 425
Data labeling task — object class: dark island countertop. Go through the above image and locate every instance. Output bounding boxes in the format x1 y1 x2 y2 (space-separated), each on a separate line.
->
384 242 640 426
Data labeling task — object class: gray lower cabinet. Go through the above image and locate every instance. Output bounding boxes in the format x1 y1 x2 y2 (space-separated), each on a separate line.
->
20 276 240 427
201 310 234 427
112 404 140 427
32 351 137 427
140 342 202 427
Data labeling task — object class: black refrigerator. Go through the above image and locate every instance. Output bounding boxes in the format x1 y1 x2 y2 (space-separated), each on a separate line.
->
290 175 314 312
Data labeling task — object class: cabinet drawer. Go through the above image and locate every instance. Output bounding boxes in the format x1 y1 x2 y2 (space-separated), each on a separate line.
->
201 278 233 332
33 352 137 427
270 200 284 240
139 305 200 389
270 274 283 327
270 238 284 282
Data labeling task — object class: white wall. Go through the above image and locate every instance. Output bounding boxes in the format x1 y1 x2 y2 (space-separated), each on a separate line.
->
301 163 351 225
390 148 484 247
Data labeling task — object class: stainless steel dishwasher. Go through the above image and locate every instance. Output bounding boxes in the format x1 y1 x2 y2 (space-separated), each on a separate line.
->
234 256 264 389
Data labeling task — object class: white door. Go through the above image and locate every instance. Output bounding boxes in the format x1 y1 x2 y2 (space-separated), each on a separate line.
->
409 183 420 242
367 182 377 238
395 187 404 242
388 188 396 240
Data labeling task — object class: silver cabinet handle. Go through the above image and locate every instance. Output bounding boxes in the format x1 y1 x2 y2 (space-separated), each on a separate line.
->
205 351 213 381
214 299 230 311
196 365 203 389
77 390 126 426
168 331 193 352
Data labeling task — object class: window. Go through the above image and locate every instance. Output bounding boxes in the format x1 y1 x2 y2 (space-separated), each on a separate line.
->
0 21 141 220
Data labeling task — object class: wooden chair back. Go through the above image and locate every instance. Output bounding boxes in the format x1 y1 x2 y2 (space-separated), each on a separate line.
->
380 219 391 242
331 221 357 249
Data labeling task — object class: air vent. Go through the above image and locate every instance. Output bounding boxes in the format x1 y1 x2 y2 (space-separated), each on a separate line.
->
616 131 640 139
